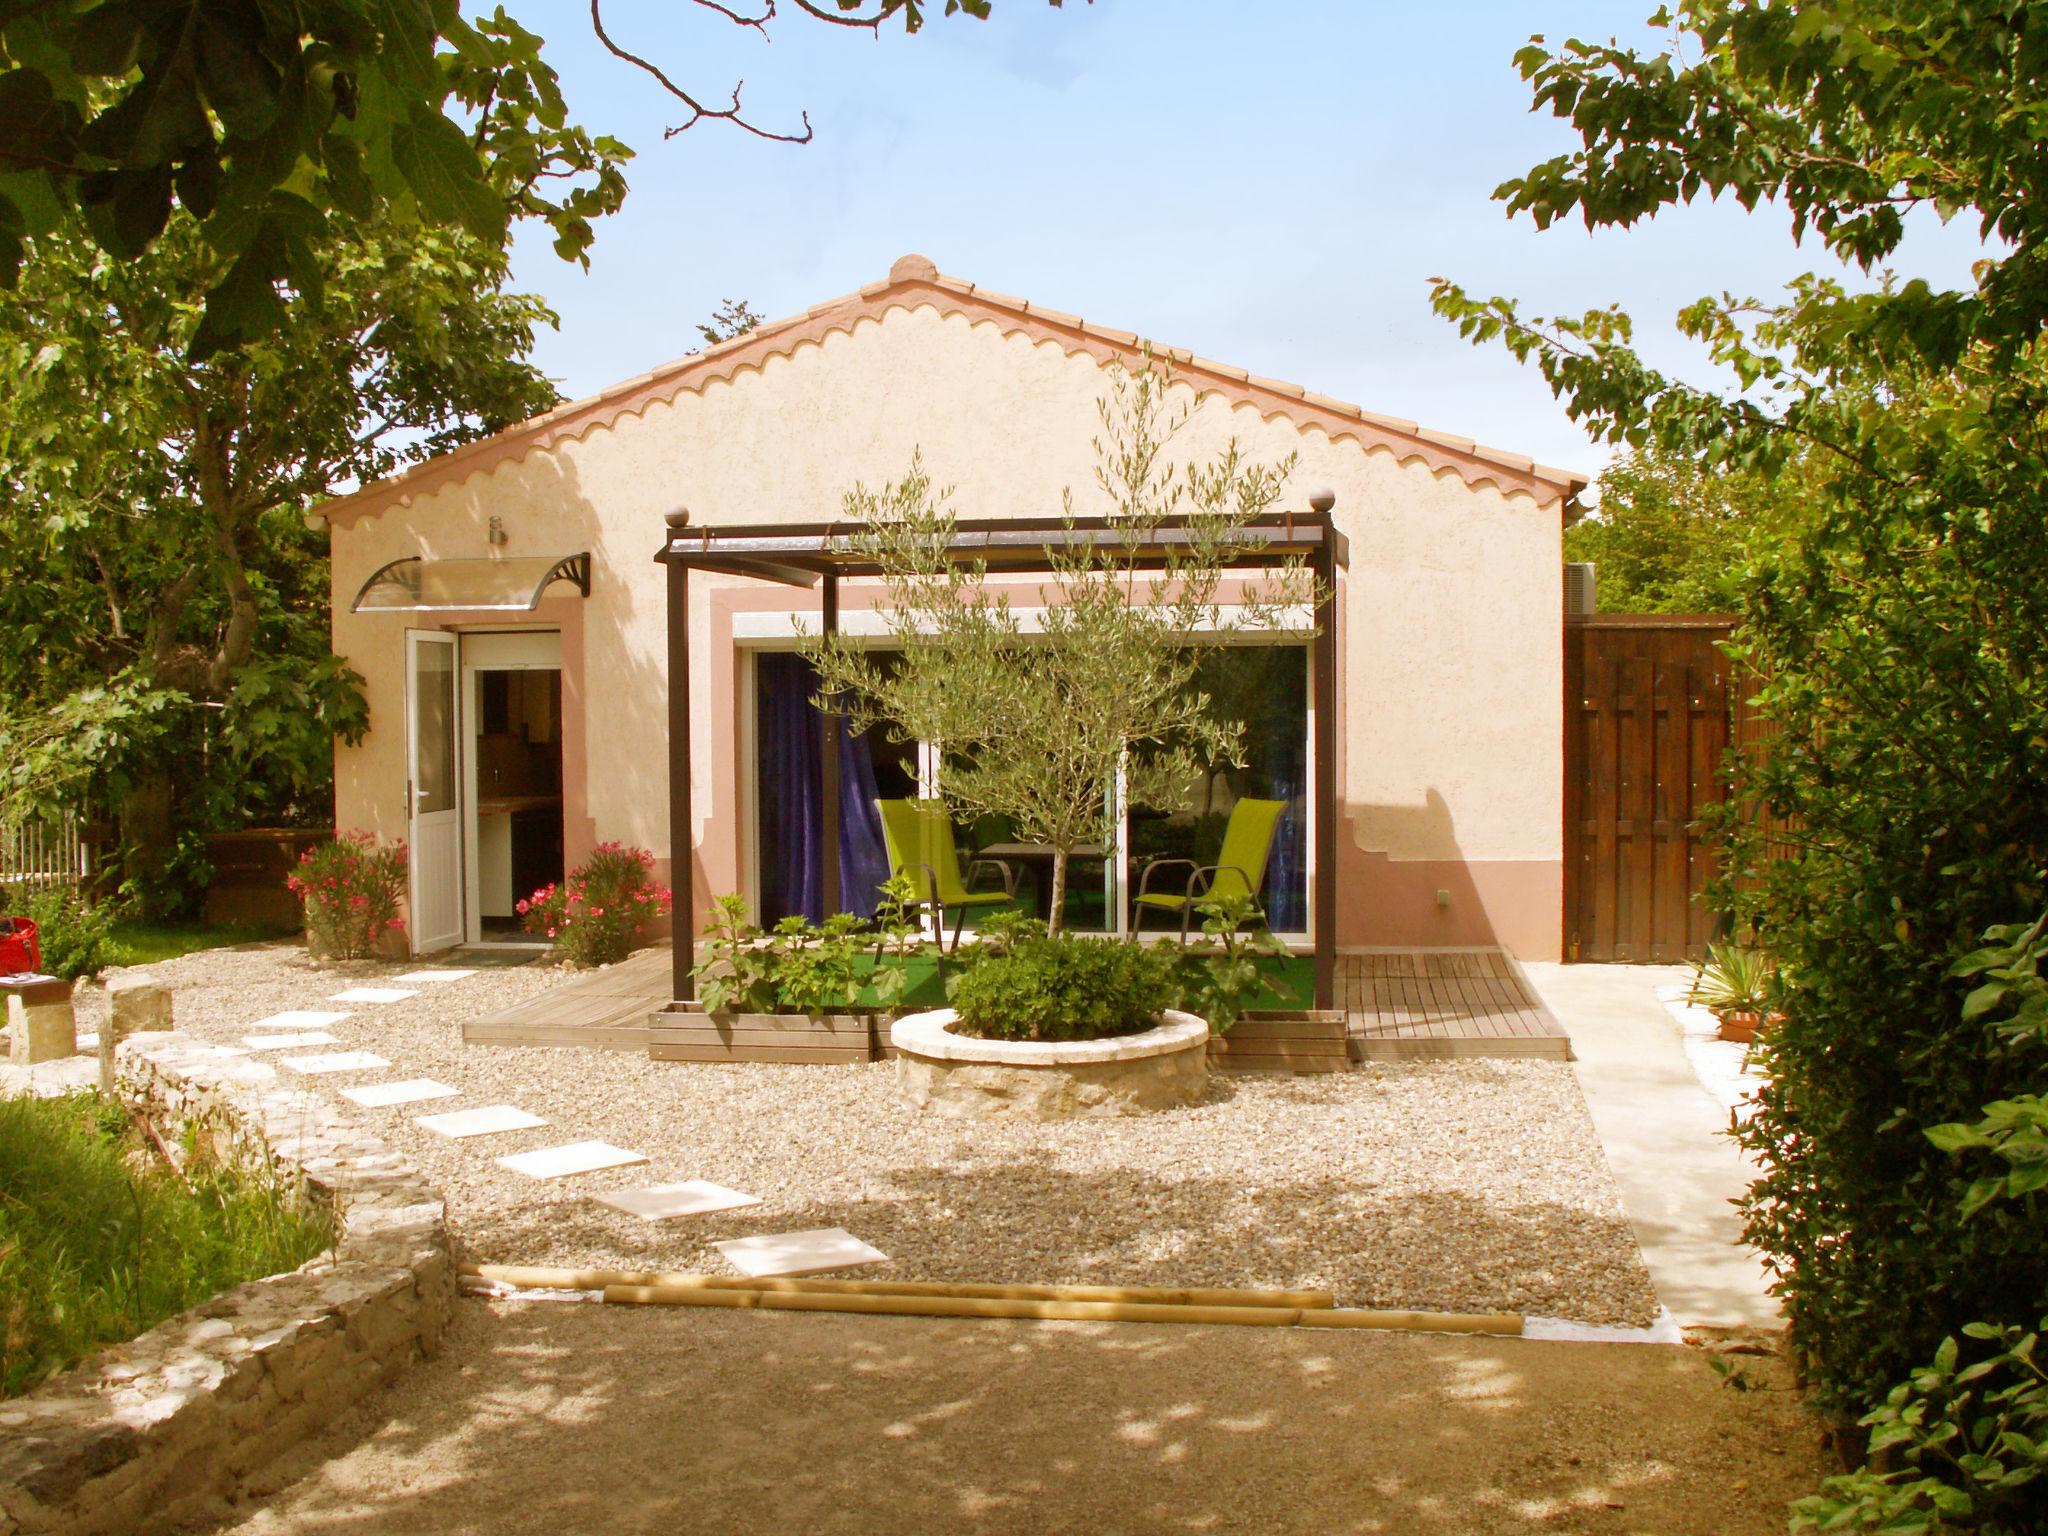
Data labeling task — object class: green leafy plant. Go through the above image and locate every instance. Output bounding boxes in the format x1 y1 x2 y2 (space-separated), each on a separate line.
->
520 842 672 967
20 886 119 981
1169 893 1296 1033
287 832 406 961
950 931 1176 1043
1791 912 2048 1530
1792 1320 2047 1536
691 887 923 1016
1688 942 1774 1020
0 1089 332 1398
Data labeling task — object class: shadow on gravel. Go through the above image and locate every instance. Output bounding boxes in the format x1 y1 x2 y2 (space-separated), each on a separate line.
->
464 1158 1657 1327
196 1297 1825 1536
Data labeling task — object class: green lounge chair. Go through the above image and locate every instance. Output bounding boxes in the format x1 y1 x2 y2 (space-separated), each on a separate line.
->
1133 797 1286 940
877 799 1018 952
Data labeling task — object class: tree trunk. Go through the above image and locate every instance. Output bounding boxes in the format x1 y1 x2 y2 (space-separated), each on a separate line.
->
118 763 179 916
1047 847 1068 937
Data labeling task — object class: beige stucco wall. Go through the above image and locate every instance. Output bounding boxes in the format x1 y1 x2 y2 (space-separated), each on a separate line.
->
330 303 1566 957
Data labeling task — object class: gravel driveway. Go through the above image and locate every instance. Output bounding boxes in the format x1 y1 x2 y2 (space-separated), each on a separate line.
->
93 941 1660 1326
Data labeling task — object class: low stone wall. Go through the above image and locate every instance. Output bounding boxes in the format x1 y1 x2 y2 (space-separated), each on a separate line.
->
892 1009 1211 1119
0 1032 456 1536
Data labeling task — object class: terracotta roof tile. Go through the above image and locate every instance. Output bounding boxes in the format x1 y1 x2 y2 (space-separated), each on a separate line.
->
317 254 1588 525
1021 303 1082 328
1248 375 1307 400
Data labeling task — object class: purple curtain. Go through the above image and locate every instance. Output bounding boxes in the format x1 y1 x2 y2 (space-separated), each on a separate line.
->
757 654 890 922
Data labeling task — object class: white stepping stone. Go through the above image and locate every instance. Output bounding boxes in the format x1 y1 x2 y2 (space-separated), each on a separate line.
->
250 1010 350 1032
279 1050 391 1075
329 987 418 1004
495 1141 648 1179
341 1078 461 1108
416 1105 548 1139
712 1228 888 1279
242 1031 340 1051
392 968 477 984
594 1181 762 1222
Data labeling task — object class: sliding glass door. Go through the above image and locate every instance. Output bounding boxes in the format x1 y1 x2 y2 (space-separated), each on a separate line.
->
750 641 1311 939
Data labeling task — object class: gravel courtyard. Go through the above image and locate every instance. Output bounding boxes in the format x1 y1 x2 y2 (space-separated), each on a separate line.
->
91 941 1661 1326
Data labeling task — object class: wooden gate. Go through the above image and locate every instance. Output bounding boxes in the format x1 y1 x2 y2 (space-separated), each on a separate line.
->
1564 615 1735 963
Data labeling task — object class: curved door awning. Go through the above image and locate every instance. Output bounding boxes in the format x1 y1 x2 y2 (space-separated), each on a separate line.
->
351 553 591 613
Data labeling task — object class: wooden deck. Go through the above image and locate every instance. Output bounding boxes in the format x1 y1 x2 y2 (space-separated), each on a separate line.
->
461 944 671 1051
462 943 1570 1062
1339 950 1570 1062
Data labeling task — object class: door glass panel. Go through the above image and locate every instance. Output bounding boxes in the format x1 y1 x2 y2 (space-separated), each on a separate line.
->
412 640 456 814
1129 645 1309 934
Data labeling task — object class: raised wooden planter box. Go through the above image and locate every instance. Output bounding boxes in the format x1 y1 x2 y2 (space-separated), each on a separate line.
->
202 828 326 928
648 1006 880 1064
1209 1010 1350 1074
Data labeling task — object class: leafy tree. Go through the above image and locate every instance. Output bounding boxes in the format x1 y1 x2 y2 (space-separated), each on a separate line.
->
0 210 561 909
1565 446 1799 614
1431 0 2048 1421
804 364 1311 933
696 297 765 349
0 0 1074 352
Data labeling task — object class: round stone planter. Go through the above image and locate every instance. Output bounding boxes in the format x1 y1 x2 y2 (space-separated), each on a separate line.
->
890 1008 1210 1119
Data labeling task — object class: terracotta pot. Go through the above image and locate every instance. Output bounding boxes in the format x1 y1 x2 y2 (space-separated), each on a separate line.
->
1714 1009 1782 1044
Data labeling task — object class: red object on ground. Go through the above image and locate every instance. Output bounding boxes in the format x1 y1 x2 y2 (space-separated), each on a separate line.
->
0 917 41 975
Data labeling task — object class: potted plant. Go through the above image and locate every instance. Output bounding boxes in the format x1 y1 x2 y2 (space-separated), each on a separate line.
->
1691 942 1778 1043
1175 894 1348 1073
891 919 1210 1118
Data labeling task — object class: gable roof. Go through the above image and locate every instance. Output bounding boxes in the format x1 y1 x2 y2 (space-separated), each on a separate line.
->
319 253 1588 527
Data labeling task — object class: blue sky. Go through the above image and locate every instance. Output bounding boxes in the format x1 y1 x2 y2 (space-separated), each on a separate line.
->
506 0 1990 483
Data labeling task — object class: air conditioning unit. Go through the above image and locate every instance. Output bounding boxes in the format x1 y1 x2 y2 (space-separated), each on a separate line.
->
1564 562 1597 616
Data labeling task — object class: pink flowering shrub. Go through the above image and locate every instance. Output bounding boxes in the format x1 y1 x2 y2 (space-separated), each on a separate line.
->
520 843 672 966
287 832 407 961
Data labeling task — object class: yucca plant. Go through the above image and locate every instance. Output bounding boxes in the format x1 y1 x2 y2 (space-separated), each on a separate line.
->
1690 943 1776 1040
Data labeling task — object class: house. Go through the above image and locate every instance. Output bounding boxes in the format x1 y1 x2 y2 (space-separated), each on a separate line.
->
316 255 1586 994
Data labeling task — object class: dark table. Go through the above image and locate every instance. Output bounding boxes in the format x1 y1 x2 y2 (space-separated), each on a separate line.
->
975 843 1110 923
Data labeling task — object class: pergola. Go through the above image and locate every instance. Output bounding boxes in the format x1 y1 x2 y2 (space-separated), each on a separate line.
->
654 501 1347 1009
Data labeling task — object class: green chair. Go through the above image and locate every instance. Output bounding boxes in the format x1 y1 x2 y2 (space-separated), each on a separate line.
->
877 799 1018 952
1133 797 1286 940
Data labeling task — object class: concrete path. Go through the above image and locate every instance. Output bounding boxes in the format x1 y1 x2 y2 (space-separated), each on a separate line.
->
1520 963 1780 1331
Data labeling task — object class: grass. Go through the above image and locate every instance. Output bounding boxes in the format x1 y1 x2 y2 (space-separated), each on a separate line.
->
108 918 297 967
0 1091 334 1399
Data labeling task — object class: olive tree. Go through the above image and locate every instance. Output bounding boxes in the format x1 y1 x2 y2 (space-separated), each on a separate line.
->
804 363 1313 934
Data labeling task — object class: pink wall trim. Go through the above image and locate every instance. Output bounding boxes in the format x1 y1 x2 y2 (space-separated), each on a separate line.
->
1333 847 1563 961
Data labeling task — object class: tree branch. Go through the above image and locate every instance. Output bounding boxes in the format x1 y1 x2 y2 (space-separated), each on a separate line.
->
590 1 815 144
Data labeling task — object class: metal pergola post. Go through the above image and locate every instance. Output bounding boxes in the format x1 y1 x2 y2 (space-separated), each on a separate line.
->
665 510 694 1004
819 572 842 919
1309 491 1339 1012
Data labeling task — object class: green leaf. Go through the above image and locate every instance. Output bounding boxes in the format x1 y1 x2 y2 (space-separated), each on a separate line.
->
390 108 505 243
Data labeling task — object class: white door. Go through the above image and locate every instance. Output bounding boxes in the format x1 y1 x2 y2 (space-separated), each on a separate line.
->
406 630 464 953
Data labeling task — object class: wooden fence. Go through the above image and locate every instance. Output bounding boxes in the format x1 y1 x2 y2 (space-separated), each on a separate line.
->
1 814 90 899
1564 615 1736 963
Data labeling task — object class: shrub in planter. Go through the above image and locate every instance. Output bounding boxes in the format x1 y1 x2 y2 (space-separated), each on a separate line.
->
692 883 923 1014
950 930 1176 1043
286 833 406 961
1166 893 1297 1034
521 843 672 967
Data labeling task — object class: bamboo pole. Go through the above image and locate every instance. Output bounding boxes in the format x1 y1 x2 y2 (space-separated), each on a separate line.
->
461 1264 1334 1311
599 1283 1525 1336
604 1285 1306 1328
